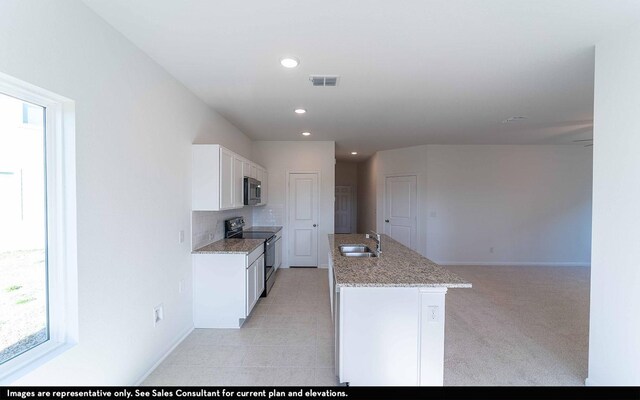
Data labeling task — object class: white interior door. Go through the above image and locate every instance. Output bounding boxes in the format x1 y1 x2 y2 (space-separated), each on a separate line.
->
288 173 319 267
384 175 417 249
335 186 352 234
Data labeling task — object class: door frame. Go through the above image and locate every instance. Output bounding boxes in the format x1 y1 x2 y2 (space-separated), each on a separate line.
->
382 173 419 251
286 170 321 268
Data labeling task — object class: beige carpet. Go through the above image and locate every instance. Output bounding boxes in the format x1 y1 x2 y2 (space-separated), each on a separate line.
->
443 265 590 386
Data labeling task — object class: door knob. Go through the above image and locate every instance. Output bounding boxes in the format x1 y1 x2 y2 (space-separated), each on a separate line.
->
313 224 317 227
385 219 390 223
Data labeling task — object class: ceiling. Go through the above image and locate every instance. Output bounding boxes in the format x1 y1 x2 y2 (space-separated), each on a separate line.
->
82 0 640 160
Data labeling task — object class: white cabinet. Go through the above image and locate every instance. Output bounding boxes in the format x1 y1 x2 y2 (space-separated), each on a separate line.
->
335 286 448 386
246 258 258 315
233 156 244 208
242 160 251 179
193 246 265 328
256 255 265 297
246 253 265 315
192 144 268 210
220 147 234 209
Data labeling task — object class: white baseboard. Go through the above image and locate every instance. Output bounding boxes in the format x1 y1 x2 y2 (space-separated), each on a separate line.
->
435 261 591 267
133 324 194 386
319 264 328 269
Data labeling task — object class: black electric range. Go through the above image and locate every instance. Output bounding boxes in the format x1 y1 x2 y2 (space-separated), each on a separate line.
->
225 217 278 296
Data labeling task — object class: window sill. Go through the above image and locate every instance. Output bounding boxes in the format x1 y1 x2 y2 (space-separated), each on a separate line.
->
0 340 76 384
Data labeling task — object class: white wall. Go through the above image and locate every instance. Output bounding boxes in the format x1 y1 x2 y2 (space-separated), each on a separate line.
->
335 161 358 233
588 23 640 385
426 145 592 265
252 141 335 268
365 145 592 266
0 0 251 385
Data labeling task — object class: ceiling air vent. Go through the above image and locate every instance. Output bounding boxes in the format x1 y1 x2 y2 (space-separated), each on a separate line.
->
310 75 339 87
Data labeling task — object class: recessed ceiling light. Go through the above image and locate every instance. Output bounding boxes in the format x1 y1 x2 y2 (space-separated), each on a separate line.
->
294 108 307 114
301 132 311 136
351 152 358 155
502 116 528 123
280 57 299 68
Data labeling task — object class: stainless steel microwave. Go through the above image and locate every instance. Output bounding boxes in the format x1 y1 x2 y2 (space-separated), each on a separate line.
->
244 177 261 205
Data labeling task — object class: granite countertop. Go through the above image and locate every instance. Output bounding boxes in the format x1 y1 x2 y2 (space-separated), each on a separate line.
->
192 238 264 254
329 234 471 288
245 226 283 233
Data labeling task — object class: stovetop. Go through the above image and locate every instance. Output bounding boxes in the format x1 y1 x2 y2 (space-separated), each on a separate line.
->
228 231 274 240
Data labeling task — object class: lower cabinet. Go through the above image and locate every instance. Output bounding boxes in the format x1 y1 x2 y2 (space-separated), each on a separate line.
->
246 253 265 316
193 246 265 328
335 286 448 386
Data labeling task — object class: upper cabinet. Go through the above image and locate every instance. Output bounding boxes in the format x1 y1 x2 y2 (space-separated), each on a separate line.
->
233 155 244 209
192 144 268 211
219 147 235 209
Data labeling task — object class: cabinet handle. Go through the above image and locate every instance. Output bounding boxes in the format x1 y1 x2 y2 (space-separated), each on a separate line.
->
385 219 390 223
313 224 317 227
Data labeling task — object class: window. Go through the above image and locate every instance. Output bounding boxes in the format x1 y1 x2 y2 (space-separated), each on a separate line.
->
0 73 77 383
0 93 48 364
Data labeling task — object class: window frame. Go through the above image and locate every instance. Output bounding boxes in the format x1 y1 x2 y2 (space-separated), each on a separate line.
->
0 72 78 383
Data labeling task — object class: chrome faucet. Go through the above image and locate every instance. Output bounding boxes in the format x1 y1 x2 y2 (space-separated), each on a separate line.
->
366 231 382 255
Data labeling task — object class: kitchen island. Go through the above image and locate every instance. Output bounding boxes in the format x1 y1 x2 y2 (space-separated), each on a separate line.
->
328 233 471 386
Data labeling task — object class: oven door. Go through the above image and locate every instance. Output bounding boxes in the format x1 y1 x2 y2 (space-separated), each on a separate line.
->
265 237 276 273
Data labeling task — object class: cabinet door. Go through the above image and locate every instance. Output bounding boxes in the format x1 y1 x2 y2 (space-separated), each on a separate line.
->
233 156 244 208
242 160 251 178
246 260 257 316
220 148 234 209
256 254 265 297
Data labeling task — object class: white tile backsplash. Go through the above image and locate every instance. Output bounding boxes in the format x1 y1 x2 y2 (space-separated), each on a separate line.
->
191 208 253 250
252 204 285 226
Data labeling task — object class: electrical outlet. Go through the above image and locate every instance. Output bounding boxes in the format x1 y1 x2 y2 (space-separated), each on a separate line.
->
427 306 439 322
153 304 164 327
208 232 214 241
489 247 494 253
429 211 437 218
178 280 184 294
179 230 185 244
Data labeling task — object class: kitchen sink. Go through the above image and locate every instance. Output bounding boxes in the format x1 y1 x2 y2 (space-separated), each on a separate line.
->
340 245 371 253
342 252 376 258
339 244 377 258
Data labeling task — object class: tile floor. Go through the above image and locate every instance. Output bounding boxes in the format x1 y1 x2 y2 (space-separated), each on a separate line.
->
142 268 338 386
143 265 589 386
